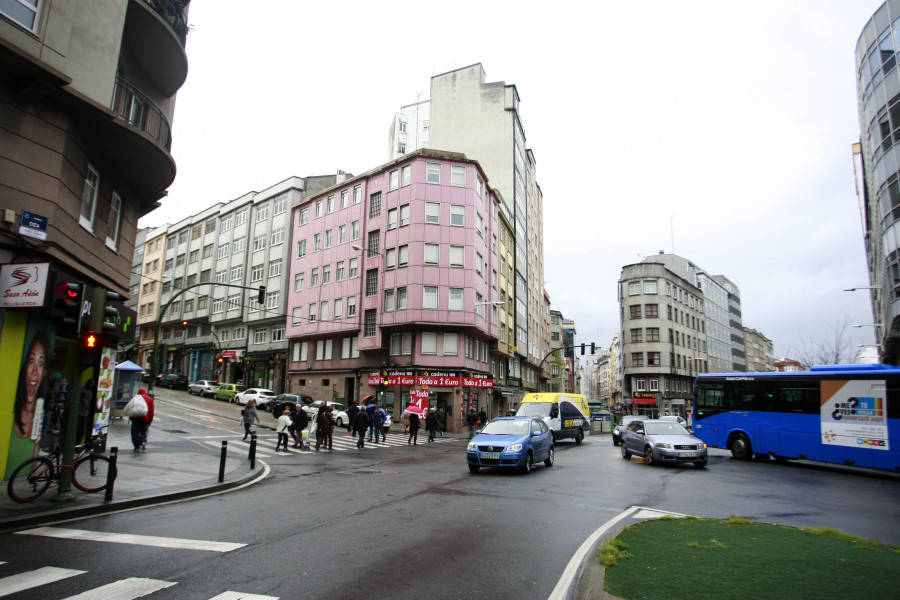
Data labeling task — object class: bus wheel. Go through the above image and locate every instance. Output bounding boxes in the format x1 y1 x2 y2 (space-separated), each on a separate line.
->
575 429 584 444
729 433 752 460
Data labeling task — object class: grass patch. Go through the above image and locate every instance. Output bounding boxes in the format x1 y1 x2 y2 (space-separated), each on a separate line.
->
604 517 900 600
597 538 631 567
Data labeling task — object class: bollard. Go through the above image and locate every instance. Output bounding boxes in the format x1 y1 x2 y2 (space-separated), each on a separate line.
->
218 440 227 483
104 446 118 502
249 432 257 470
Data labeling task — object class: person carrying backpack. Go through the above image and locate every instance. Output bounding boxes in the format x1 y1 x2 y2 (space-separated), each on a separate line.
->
372 405 387 443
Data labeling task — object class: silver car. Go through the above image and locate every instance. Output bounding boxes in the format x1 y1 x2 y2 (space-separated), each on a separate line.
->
620 419 708 467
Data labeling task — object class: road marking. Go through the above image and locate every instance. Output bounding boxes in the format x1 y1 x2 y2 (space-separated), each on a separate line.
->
0 566 85 597
209 592 279 600
16 527 246 552
61 577 176 599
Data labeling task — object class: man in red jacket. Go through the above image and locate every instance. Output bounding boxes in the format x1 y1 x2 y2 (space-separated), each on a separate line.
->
129 388 155 451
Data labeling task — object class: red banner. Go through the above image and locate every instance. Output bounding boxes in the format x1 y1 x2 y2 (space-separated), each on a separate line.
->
416 371 460 387
409 389 429 409
368 370 416 385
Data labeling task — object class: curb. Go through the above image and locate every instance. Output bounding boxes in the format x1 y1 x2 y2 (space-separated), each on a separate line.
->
0 461 268 533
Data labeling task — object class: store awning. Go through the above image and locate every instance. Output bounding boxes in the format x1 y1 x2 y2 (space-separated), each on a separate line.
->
630 398 657 405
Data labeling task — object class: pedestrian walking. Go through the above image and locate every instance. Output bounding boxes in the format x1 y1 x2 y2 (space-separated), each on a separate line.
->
365 400 377 441
290 404 309 447
425 409 438 443
436 408 444 437
466 408 478 439
478 408 487 428
130 388 154 451
315 403 334 450
408 411 421 445
352 407 371 449
372 405 387 443
275 406 292 451
242 399 260 440
346 400 360 437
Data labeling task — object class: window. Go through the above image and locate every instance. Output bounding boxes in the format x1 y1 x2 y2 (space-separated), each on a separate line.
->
425 202 440 224
299 207 309 225
451 165 465 186
644 280 658 294
630 305 642 319
648 352 661 366
192 225 202 240
341 336 358 359
351 220 360 240
631 328 643 343
399 121 407 133
294 272 304 291
645 304 658 318
340 190 349 209
353 185 361 204
390 332 412 355
349 258 358 278
426 162 441 184
476 213 483 237
272 325 285 342
266 291 279 310
315 199 323 218
106 192 122 250
253 327 268 344
311 268 319 286
631 353 644 367
401 165 411 186
443 333 458 356
424 243 440 265
228 294 240 310
273 196 287 215
628 281 641 295
232 238 245 253
230 266 243 281
327 195 335 214
385 247 396 270
205 218 217 234
387 208 398 230
366 230 380 257
308 303 317 322
397 286 407 309
365 268 379 296
213 298 224 313
315 338 333 360
250 264 264 282
203 244 214 259
399 204 410 226
364 309 377 337
422 332 437 355
217 245 229 259
423 286 438 309
449 245 464 267
334 298 343 319
269 259 282 277
80 164 100 231
476 252 483 276
347 295 357 317
189 250 199 264
178 230 188 244
313 233 321 251
369 192 382 218
389 170 399 190
647 327 660 342
449 288 463 310
323 230 333 249
450 205 465 226
476 176 484 198
271 227 284 246
384 289 395 312
253 234 266 252
200 269 211 283
322 264 331 284
235 210 248 226
198 296 208 310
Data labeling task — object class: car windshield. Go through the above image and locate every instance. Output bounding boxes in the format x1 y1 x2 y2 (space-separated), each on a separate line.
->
516 402 552 417
644 422 690 436
480 420 530 436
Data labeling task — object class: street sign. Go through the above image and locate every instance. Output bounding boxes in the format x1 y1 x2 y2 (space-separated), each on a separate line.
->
19 210 49 241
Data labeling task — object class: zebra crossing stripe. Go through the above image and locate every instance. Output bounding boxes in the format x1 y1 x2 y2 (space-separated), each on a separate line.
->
16 527 246 552
60 577 176 599
0 566 85 597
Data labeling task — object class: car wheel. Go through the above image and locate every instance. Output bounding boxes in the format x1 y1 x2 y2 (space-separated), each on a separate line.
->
544 446 554 467
694 459 708 468
575 429 584 444
469 464 480 474
644 445 655 466
729 433 753 461
621 442 631 459
613 437 620 446
335 417 343 427
522 452 533 474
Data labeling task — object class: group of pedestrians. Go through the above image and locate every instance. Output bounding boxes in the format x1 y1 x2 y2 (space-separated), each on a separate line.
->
347 398 388 449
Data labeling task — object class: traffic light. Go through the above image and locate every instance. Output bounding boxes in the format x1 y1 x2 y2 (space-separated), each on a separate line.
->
102 290 123 333
580 343 586 355
182 320 189 327
80 331 103 366
590 343 596 354
257 286 265 304
217 357 224 364
54 282 84 332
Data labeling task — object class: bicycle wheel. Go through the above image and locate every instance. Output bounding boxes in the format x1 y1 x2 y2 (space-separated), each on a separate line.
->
7 457 54 503
73 454 111 493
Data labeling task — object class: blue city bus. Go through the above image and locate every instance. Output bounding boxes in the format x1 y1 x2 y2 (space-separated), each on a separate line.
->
692 364 900 471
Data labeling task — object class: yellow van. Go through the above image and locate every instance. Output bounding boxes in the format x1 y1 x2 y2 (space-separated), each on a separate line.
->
516 392 590 443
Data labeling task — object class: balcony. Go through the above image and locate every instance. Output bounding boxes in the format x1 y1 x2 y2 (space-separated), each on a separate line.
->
112 77 172 151
124 0 189 96
143 0 189 46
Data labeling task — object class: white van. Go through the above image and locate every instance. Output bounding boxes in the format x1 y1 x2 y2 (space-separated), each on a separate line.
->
515 393 590 443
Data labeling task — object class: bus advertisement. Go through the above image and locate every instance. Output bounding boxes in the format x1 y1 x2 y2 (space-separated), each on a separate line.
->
692 364 899 472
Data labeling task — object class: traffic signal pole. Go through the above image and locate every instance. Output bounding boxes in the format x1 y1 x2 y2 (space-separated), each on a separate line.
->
149 283 264 394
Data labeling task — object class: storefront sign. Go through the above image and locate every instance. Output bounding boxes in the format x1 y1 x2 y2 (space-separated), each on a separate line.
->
463 373 493 388
0 262 50 308
416 370 460 387
368 370 416 385
221 350 237 358
409 389 429 409
632 391 658 399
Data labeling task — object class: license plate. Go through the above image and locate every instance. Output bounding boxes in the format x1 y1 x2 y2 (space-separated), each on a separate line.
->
680 452 696 458
481 453 500 460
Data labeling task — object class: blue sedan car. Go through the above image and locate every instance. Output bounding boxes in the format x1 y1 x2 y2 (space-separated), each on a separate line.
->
466 416 555 474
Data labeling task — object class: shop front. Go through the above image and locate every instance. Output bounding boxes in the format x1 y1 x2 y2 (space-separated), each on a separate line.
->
630 392 659 417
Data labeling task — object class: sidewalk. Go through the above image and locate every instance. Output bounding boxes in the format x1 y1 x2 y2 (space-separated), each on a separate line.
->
0 415 265 533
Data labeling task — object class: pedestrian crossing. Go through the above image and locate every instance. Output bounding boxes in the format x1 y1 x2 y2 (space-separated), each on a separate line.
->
207 430 459 457
0 562 278 600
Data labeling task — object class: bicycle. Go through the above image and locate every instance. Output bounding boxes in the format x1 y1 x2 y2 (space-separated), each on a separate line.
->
7 428 112 503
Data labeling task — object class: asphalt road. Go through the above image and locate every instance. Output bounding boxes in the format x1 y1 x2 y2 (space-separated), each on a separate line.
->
1 392 897 599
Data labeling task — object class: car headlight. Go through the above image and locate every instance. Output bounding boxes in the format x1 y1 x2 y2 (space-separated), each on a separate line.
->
698 442 707 449
467 442 476 451
506 443 523 452
656 443 672 449
614 428 621 435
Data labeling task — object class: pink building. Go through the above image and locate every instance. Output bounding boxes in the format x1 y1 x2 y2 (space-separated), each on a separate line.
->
286 149 500 432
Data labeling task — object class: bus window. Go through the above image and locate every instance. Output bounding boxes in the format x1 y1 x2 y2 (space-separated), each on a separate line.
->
729 382 759 411
778 387 819 414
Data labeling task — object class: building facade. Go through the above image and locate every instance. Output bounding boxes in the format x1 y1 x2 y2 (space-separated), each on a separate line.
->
0 0 189 476
743 327 774 372
285 149 501 432
388 64 549 407
854 1 900 363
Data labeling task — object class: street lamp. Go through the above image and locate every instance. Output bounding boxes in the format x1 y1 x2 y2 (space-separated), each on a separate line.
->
843 286 880 291
853 324 884 328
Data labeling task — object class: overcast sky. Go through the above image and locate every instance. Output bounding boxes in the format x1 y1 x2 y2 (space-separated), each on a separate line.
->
139 0 886 361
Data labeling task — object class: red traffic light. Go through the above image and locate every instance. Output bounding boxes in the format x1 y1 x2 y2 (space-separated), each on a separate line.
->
57 282 81 300
83 332 99 348
217 357 224 363
181 320 189 327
